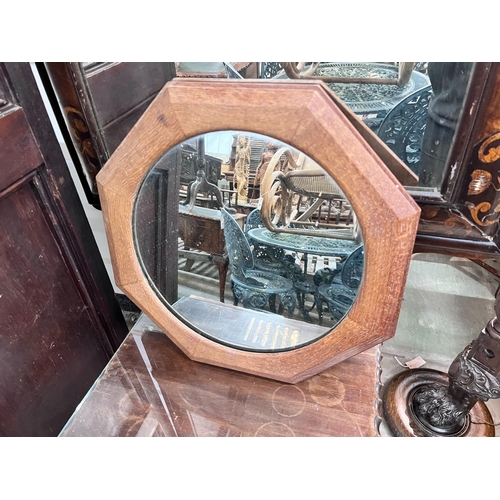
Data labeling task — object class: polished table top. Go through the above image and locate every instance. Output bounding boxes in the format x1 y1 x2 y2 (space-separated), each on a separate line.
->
60 314 381 437
247 227 360 257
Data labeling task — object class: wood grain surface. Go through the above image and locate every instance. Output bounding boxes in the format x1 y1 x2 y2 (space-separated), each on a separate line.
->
61 315 382 437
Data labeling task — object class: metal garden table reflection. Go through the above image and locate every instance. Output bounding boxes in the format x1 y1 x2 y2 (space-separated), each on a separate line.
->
247 227 360 261
247 228 361 322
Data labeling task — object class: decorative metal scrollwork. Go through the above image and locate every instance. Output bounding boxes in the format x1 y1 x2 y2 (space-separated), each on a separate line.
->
232 283 267 309
314 63 429 112
377 85 432 173
260 62 283 79
222 208 297 316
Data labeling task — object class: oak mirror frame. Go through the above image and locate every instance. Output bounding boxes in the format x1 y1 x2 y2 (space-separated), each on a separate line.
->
97 78 420 383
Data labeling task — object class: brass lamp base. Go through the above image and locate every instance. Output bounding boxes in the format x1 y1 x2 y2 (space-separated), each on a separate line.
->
383 369 495 437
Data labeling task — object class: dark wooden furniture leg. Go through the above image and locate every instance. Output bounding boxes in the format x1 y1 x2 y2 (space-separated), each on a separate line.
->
213 255 229 303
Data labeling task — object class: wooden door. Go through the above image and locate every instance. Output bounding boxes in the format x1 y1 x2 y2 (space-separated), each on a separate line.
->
0 62 128 436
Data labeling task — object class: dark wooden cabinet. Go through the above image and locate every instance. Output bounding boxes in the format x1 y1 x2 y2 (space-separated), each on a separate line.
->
39 62 176 208
177 207 246 303
0 62 128 436
411 62 500 260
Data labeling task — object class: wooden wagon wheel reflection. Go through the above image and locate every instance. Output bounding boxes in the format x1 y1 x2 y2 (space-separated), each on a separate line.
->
260 146 302 228
260 146 358 239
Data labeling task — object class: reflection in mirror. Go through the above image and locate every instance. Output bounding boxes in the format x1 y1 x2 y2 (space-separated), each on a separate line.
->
358 62 473 190
133 131 364 352
415 62 474 188
274 62 475 191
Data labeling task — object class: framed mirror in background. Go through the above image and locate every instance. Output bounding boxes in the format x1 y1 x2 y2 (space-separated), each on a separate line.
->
97 78 420 383
41 62 500 262
268 62 500 261
410 62 500 260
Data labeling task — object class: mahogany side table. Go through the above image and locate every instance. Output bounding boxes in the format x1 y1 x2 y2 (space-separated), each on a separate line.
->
60 314 382 437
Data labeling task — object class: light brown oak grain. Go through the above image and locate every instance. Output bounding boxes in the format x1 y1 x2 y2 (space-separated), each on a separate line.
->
97 78 420 383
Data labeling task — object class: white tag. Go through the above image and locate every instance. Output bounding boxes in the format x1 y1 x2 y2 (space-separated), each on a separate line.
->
257 197 263 210
405 356 426 369
307 256 316 274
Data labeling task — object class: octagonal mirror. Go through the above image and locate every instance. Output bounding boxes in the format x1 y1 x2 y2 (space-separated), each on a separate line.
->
134 130 364 351
97 79 420 383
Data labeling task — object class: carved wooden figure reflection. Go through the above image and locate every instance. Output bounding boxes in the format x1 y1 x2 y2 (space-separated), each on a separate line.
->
233 134 251 203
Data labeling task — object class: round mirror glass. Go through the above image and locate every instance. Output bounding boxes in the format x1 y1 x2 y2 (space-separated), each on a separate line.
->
133 131 364 352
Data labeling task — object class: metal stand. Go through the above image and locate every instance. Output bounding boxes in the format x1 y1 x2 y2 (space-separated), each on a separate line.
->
181 137 235 214
383 295 500 437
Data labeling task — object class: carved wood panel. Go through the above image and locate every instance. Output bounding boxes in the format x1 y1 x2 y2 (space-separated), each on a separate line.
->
40 62 176 207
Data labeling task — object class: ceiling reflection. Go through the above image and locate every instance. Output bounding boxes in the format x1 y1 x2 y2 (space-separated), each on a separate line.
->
133 131 364 352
